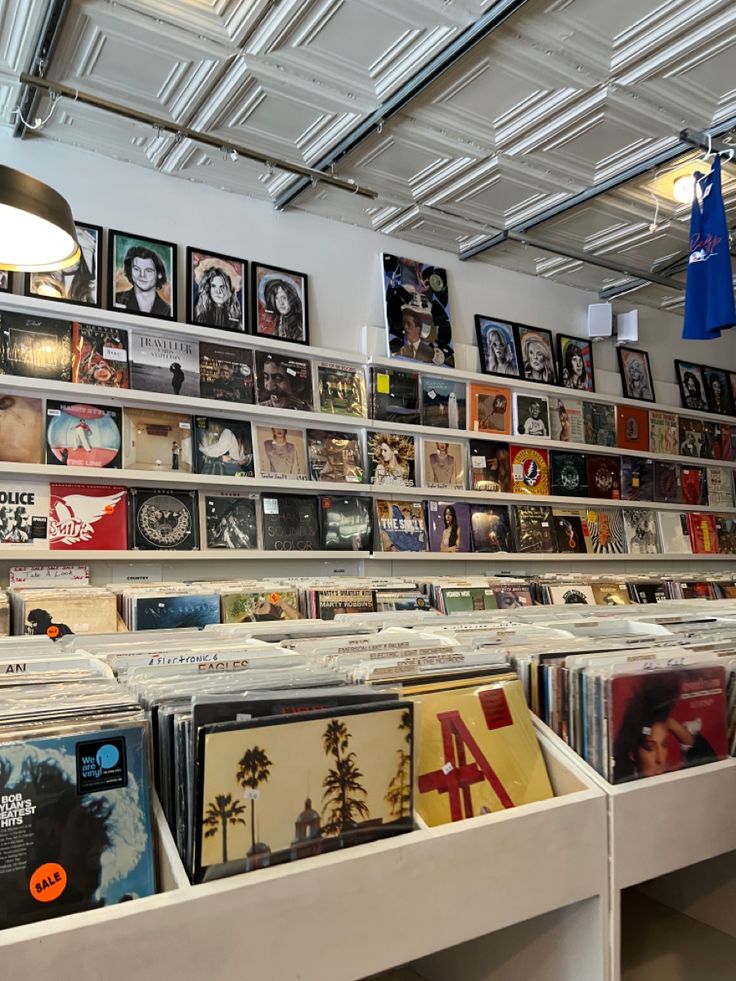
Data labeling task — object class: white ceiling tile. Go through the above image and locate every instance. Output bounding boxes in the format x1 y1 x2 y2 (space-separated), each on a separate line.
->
155 139 279 198
0 0 47 76
380 204 499 252
112 0 271 47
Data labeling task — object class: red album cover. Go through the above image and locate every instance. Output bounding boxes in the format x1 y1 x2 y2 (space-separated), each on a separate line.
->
616 405 649 452
681 466 707 506
687 512 719 554
49 483 128 550
721 424 734 461
585 455 620 499
609 666 727 784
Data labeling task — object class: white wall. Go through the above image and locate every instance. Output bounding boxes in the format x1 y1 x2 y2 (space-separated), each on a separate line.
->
5 132 736 406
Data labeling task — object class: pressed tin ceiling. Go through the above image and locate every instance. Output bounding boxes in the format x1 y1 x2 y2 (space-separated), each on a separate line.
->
1 0 736 309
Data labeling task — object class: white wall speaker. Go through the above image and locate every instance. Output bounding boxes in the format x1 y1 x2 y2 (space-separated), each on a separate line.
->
616 310 639 345
587 302 612 339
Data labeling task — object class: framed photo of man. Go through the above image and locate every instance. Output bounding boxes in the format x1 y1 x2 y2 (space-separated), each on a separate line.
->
557 334 594 392
187 248 247 332
382 252 454 368
702 365 734 415
474 315 520 378
675 360 708 411
25 221 102 307
251 262 309 345
108 230 177 320
618 347 655 403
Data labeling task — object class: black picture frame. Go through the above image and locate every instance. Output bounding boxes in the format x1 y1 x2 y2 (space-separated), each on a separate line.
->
513 323 558 385
0 270 9 293
24 221 103 308
728 372 736 414
108 229 177 321
186 247 247 333
251 261 309 345
556 334 595 393
617 346 655 403
474 315 521 379
674 359 708 411
702 365 734 416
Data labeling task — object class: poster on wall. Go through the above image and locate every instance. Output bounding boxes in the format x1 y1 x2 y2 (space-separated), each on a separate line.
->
382 253 454 368
25 221 102 307
108 229 177 320
187 248 247 332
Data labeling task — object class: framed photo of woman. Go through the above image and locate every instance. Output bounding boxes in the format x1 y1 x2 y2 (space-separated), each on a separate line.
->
108 229 177 320
251 262 309 345
618 346 655 403
25 221 103 307
474 315 521 378
187 248 247 332
514 323 557 385
557 334 594 392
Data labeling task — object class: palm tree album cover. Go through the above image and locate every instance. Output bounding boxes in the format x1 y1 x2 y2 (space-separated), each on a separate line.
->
194 703 413 883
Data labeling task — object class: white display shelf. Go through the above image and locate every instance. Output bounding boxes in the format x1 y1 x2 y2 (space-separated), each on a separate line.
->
375 552 734 562
0 549 370 561
0 730 608 981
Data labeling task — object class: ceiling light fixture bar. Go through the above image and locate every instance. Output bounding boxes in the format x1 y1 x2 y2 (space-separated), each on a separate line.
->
18 73 378 201
13 0 69 140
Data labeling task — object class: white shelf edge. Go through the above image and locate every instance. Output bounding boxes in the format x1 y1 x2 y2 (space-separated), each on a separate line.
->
372 552 736 562
0 550 731 562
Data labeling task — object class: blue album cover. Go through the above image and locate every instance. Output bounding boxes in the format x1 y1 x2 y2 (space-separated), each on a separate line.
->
135 593 221 630
0 724 155 929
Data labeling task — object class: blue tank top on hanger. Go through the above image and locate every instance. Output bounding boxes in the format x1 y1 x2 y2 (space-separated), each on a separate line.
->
682 153 735 340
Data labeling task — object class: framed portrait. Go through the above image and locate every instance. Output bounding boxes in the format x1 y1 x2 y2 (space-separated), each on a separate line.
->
617 346 655 403
702 365 734 415
674 359 708 411
108 229 177 320
474 315 520 378
729 372 736 413
186 247 246 332
513 323 557 385
251 262 309 345
0 270 10 293
24 221 102 307
557 334 594 392
382 252 454 368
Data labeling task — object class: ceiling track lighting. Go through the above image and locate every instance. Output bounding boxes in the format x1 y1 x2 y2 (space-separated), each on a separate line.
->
18 73 378 202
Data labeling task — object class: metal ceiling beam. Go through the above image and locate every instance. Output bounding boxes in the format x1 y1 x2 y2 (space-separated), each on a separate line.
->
460 117 736 262
272 0 531 211
13 0 69 139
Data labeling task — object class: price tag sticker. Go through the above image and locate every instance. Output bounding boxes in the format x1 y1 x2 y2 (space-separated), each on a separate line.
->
263 499 279 514
441 762 454 775
376 372 390 394
103 346 127 362
244 789 260 801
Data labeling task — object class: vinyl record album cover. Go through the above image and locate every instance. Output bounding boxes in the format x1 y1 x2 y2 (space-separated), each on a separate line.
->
49 483 128 550
678 417 705 458
255 350 314 412
123 408 193 473
370 367 420 424
254 425 308 480
46 402 122 469
550 451 587 497
261 494 320 551
681 465 707 506
316 361 367 417
421 439 465 489
439 588 498 613
585 508 626 554
653 462 682 504
193 416 254 478
706 467 734 507
427 500 471 553
512 505 556 552
629 581 666 604
203 494 258 550
656 511 692 554
510 446 550 495
715 515 736 554
221 589 300 622
0 395 44 464
72 322 129 388
620 458 654 502
552 509 589 554
129 488 199 551
0 480 48 548
468 383 511 434
493 585 535 608
307 430 364 484
0 723 155 929
616 405 649 451
591 583 632 605
382 252 453 367
513 393 550 438
367 432 415 487
199 341 255 403
469 440 510 493
129 332 199 398
315 589 376 618
623 508 660 554
135 593 220 630
421 376 466 429
375 499 427 552
319 495 372 551
547 584 596 604
585 455 621 500
649 410 679 455
583 401 616 446
22 592 119 636
701 421 724 461
687 512 719 554
469 505 513 553
1 312 72 381
549 396 585 443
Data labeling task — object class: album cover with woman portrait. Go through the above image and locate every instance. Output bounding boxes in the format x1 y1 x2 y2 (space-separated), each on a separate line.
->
307 430 364 484
382 253 454 367
557 335 594 392
421 375 466 429
72 322 129 388
253 425 308 480
129 331 199 398
25 221 103 308
46 401 122 469
549 396 584 442
474 316 520 378
468 383 511 434
255 350 314 412
421 439 465 489
469 440 510 493
617 347 655 403
252 262 309 344
202 493 259 550
193 416 255 478
187 247 247 332
513 324 557 385
129 488 199 551
199 341 255 403
367 431 415 487
108 230 176 320
427 500 471 553
469 504 513 553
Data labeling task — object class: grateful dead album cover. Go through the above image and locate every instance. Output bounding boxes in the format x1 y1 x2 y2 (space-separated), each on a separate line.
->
49 483 128 550
382 252 454 367
72 322 129 388
1 312 72 381
46 401 122 469
510 446 550 495
199 341 255 404
129 488 199 551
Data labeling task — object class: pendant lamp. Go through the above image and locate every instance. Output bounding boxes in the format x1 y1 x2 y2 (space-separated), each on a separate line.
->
0 165 80 271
